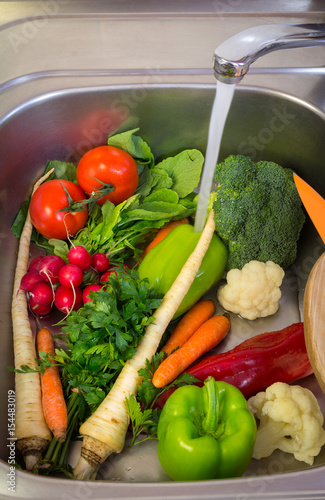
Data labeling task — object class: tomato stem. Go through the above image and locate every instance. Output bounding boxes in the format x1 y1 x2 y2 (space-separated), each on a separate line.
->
57 181 114 216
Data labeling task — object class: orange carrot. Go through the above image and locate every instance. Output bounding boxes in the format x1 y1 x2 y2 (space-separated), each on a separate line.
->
152 314 230 388
36 328 68 442
141 218 189 258
161 299 216 355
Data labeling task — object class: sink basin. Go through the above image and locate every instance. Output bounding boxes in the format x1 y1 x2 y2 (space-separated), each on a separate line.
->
1 1 325 498
1 82 325 499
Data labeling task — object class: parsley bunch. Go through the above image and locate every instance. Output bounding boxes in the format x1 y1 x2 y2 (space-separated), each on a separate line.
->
59 266 162 413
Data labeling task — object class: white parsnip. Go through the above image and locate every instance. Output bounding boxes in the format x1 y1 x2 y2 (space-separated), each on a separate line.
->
12 170 54 470
73 209 216 480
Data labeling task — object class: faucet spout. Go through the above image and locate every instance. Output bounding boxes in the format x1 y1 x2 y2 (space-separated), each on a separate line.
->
214 24 325 84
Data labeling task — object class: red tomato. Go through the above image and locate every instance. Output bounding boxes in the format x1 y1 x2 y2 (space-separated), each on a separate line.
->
76 145 139 205
30 179 88 240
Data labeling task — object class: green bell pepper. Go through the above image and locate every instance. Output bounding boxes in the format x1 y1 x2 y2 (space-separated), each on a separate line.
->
157 377 256 481
138 223 227 318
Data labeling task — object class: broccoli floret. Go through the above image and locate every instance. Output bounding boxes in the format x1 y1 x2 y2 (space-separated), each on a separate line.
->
214 154 257 189
213 155 305 270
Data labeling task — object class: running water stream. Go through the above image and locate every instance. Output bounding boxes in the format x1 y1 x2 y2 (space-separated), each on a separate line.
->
194 81 236 233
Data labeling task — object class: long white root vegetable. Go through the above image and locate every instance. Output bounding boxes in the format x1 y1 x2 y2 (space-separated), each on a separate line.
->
73 209 216 480
12 170 54 470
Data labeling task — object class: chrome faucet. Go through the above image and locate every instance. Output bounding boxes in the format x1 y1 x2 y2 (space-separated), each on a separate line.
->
213 24 325 84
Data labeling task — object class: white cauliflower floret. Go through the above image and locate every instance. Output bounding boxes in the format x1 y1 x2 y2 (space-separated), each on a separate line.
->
217 260 284 320
248 382 325 465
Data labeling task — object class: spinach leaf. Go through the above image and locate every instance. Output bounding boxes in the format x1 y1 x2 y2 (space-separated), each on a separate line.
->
107 128 155 167
124 201 187 221
155 149 204 198
45 160 77 182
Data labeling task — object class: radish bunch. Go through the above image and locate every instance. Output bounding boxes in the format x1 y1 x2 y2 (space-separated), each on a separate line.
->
20 246 115 316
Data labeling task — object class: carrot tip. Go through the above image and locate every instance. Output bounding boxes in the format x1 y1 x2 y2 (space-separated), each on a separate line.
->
53 431 67 443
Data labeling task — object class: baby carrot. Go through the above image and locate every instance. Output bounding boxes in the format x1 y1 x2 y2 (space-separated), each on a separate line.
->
37 327 68 443
161 299 216 355
141 218 189 258
152 314 230 388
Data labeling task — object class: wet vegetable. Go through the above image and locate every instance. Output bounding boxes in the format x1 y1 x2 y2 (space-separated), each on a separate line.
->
157 377 256 480
185 323 313 397
155 322 313 408
138 222 228 318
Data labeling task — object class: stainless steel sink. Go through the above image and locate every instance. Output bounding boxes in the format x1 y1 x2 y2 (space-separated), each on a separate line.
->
1 2 325 499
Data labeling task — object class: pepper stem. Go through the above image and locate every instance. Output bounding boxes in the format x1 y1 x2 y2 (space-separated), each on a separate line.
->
202 376 225 439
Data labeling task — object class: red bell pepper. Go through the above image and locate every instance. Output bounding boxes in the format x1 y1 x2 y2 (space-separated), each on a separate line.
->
155 322 313 408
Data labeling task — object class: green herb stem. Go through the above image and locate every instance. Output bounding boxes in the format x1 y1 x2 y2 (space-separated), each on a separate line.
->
58 410 79 467
44 435 58 462
43 391 80 469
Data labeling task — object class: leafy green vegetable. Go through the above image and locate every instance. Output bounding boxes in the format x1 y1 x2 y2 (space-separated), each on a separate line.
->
11 129 203 262
124 201 188 221
125 352 199 447
45 160 78 182
135 165 156 197
57 267 162 408
150 167 173 192
144 188 179 204
125 395 160 447
107 128 155 167
47 239 69 261
11 198 30 239
72 129 204 257
155 149 204 198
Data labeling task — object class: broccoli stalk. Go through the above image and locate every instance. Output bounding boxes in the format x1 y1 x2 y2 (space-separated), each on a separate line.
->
213 155 305 270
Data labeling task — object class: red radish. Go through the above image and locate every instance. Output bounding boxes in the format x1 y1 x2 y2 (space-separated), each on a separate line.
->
82 284 102 304
39 255 65 284
30 282 53 306
100 264 130 282
20 271 44 292
92 253 110 273
68 246 92 271
54 285 82 313
28 256 45 272
58 264 83 288
29 296 53 316
100 269 117 282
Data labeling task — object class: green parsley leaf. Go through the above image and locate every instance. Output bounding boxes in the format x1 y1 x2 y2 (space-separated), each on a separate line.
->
125 394 160 448
125 353 199 447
